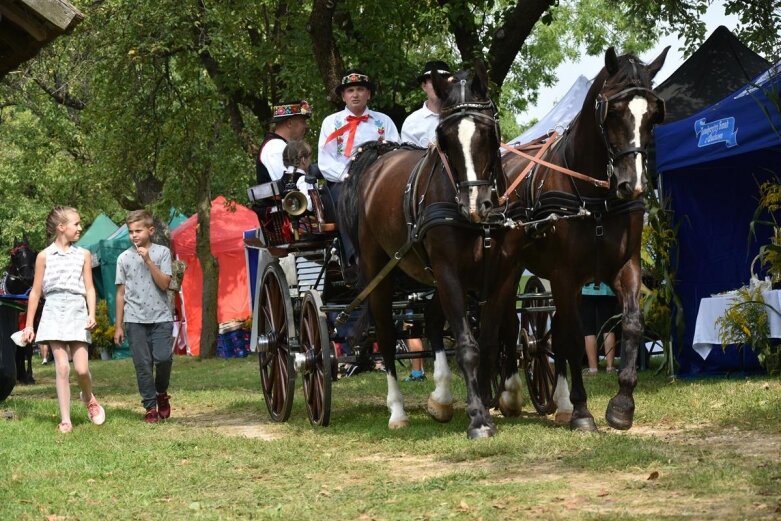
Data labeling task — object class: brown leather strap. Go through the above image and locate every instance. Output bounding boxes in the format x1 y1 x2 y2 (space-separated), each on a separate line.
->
435 145 458 193
335 240 416 326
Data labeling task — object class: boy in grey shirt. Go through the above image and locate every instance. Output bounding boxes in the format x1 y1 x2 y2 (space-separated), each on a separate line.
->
114 210 174 423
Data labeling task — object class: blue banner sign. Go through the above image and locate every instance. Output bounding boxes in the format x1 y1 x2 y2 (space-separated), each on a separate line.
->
694 117 738 148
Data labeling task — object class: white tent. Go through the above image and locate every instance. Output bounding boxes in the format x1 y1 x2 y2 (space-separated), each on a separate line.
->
509 75 592 145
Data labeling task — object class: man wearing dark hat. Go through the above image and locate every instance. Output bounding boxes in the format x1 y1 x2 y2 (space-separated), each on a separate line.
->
401 60 452 148
256 100 312 184
317 69 399 183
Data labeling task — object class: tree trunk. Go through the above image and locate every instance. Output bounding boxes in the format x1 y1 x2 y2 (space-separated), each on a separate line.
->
196 180 219 359
309 0 344 107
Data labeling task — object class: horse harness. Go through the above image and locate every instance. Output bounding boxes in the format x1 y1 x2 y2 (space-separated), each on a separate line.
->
335 92 503 325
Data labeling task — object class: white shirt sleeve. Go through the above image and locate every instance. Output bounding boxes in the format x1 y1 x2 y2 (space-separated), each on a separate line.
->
259 139 287 181
317 113 349 183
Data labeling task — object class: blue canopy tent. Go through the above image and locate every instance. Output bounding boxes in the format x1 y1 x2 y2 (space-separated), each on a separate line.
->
656 63 781 375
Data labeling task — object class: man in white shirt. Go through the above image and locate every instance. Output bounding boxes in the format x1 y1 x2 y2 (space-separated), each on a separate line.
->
256 100 312 184
401 60 452 148
317 69 400 183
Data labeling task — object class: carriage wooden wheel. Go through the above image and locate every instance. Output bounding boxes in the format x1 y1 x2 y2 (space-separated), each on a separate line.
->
298 290 335 426
519 276 556 415
257 263 296 422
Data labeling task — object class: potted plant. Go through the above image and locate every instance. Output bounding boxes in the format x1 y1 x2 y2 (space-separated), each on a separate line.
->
716 286 781 376
750 180 781 287
91 300 115 360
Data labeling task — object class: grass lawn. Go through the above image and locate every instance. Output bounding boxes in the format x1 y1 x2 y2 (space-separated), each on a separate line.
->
2 355 780 520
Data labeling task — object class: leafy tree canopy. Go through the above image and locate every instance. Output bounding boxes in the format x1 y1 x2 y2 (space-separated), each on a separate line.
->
1 0 778 255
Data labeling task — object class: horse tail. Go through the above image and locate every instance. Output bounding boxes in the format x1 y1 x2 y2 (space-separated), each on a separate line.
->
337 140 401 250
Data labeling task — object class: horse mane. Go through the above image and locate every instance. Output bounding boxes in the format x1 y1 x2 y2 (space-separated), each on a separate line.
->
338 140 403 250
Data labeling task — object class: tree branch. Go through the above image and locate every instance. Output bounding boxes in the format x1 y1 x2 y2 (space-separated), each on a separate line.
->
438 0 480 65
194 0 258 154
487 0 555 88
33 78 86 109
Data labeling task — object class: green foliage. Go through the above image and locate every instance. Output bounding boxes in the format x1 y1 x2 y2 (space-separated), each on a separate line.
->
641 189 683 375
613 0 781 60
716 286 781 375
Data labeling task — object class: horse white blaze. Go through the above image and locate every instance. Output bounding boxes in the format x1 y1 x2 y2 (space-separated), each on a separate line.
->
386 373 409 425
430 351 453 406
628 97 648 193
457 118 478 213
552 374 573 413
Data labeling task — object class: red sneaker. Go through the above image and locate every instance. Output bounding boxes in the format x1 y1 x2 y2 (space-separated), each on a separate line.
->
157 393 171 419
144 408 159 423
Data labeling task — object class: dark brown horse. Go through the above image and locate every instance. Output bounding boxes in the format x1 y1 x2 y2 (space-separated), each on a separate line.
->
484 47 669 431
338 65 507 438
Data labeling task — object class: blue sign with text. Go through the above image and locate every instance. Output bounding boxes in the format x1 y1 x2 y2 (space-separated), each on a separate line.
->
694 117 738 148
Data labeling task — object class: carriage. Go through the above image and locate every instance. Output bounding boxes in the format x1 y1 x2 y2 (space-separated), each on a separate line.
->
243 177 557 427
243 48 667 436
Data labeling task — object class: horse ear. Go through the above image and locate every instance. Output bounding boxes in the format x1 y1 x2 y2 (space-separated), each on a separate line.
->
646 45 670 80
471 60 489 98
605 47 619 75
430 70 451 103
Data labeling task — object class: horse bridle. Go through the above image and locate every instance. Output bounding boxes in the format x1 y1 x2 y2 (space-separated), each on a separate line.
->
594 68 665 181
435 79 501 194
9 244 35 279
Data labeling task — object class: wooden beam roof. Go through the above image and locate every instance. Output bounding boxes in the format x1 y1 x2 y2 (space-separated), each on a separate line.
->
0 0 84 78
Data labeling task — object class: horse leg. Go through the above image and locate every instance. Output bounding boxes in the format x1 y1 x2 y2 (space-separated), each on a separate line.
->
16 346 25 384
366 273 410 429
422 292 454 422
436 275 495 439
606 258 642 430
551 280 597 431
490 275 523 417
552 355 574 425
25 344 34 384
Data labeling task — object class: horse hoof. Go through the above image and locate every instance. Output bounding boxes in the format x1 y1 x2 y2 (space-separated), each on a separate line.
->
605 405 634 430
388 419 410 429
467 424 496 439
426 397 454 423
498 393 523 418
570 416 598 432
554 411 572 425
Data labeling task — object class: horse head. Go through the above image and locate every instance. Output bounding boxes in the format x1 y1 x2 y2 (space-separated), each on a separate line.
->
9 238 36 286
592 46 668 199
431 62 501 223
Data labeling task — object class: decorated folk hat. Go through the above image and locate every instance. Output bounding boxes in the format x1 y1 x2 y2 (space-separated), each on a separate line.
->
416 60 452 84
270 100 312 123
335 68 376 96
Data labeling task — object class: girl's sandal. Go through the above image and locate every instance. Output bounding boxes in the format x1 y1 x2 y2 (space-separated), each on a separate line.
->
58 422 72 434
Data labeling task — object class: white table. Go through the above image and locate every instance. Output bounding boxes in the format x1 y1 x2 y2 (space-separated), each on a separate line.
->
692 289 781 359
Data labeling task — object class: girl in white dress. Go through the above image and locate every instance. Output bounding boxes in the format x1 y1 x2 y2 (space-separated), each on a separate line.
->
22 207 106 433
